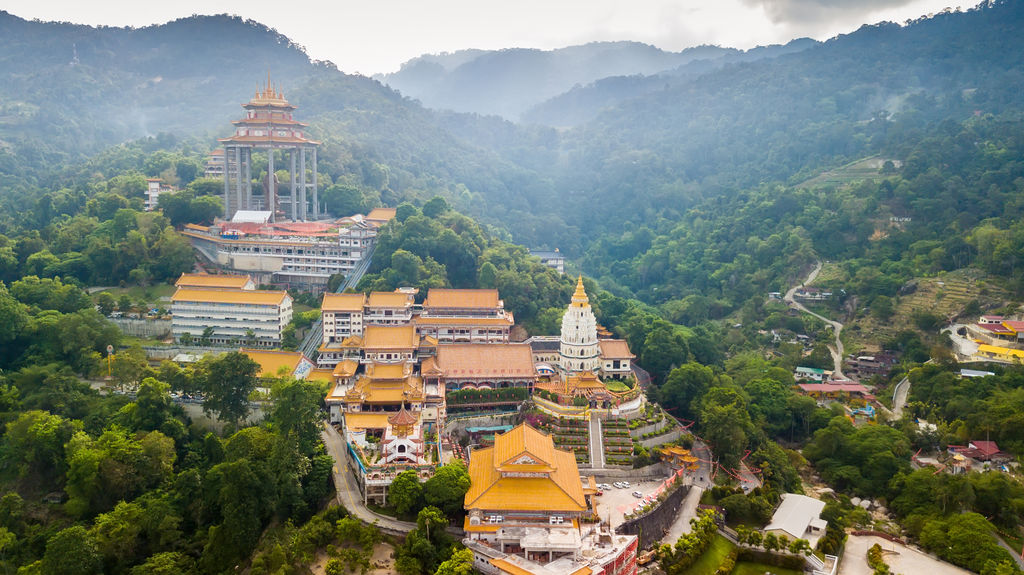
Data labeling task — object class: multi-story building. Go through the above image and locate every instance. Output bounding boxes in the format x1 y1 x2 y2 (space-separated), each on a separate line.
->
321 293 366 345
464 424 638 575
365 290 416 326
170 287 292 347
529 249 565 274
145 178 174 211
203 149 226 179
181 211 389 291
415 288 514 343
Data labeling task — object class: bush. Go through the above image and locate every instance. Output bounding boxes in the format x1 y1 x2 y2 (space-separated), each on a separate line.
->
736 548 806 569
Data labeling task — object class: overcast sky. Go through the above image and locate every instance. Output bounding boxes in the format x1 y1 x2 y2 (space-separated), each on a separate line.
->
4 0 973 75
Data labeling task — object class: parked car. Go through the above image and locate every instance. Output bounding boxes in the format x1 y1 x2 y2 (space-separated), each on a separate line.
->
632 491 643 498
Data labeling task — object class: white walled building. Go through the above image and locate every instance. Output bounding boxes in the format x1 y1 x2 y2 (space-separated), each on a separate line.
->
415 288 514 343
559 276 602 372
322 293 366 345
170 287 292 347
145 179 174 212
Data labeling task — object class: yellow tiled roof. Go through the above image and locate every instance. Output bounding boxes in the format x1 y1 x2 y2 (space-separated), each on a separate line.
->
171 287 287 306
367 363 410 380
306 369 335 383
241 349 309 377
465 424 586 513
362 325 418 350
367 291 413 308
322 293 365 312
366 207 397 223
344 412 392 431
332 360 359 377
424 288 500 309
489 558 534 575
176 273 253 289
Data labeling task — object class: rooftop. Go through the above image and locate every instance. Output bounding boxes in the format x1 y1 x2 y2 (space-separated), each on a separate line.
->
434 344 536 378
175 273 253 290
764 493 826 540
171 287 288 306
361 325 419 350
424 288 501 310
367 291 414 308
366 207 397 223
242 349 310 378
598 339 634 359
322 293 366 312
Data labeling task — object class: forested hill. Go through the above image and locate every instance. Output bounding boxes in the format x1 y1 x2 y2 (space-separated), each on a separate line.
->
376 42 743 120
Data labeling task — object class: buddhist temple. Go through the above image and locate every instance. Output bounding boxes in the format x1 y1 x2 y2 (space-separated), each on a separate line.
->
219 74 320 222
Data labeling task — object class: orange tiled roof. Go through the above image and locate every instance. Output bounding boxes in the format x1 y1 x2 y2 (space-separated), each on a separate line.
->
388 406 418 426
599 339 634 359
175 273 252 289
332 360 359 378
344 412 392 431
322 293 366 312
362 325 418 350
306 369 335 383
171 287 287 306
367 291 414 308
434 344 535 378
241 349 309 377
366 208 397 222
465 424 587 513
366 363 410 380
424 289 500 310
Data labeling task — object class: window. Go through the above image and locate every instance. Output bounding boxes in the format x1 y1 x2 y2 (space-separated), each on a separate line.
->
487 515 503 523
549 516 564 524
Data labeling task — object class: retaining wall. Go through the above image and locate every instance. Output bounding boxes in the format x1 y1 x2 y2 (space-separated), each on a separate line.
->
111 317 172 338
636 428 684 449
616 483 690 549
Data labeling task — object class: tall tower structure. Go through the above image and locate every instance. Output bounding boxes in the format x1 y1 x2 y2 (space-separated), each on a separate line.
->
219 75 320 222
559 276 601 372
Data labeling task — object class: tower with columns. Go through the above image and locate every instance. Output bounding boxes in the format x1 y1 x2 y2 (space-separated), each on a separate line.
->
219 75 320 222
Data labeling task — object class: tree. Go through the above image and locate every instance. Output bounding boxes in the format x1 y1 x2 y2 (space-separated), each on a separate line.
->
434 548 474 575
422 196 449 219
270 378 324 454
198 352 260 426
117 295 132 313
423 462 471 517
659 362 713 420
390 470 423 515
110 345 149 392
699 388 753 470
763 532 779 552
41 526 102 575
3 410 76 480
129 552 194 575
95 292 115 316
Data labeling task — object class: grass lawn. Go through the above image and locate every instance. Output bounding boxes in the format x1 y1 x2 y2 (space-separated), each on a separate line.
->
605 380 632 392
92 283 177 305
682 535 736 575
730 562 802 575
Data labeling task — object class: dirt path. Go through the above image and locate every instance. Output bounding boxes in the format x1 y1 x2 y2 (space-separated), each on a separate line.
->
785 261 846 379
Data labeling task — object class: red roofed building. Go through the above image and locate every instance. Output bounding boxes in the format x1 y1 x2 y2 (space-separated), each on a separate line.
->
950 440 1011 463
422 344 536 393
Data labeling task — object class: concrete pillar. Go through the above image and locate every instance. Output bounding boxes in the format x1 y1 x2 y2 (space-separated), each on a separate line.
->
244 148 253 211
267 147 276 222
290 149 298 221
222 146 230 219
312 147 319 219
299 147 308 221
234 146 243 217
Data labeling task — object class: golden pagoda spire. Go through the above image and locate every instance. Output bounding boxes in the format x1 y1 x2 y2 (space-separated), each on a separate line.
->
571 275 589 307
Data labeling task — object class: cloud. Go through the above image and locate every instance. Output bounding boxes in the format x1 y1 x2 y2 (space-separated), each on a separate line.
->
741 0 920 24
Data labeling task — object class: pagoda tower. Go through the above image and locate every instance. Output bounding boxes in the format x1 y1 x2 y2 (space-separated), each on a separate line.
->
219 74 321 222
559 276 601 372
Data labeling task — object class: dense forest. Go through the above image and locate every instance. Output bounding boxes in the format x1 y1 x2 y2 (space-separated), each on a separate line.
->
2 1 1024 573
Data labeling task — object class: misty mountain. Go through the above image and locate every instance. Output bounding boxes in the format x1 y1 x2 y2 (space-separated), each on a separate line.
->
377 42 737 120
522 38 818 127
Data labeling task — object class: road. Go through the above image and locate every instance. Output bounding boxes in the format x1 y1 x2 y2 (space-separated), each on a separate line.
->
840 534 971 575
662 485 704 544
320 422 417 533
891 375 910 419
785 261 846 379
943 323 980 359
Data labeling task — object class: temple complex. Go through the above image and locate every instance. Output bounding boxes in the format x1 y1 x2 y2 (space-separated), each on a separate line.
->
219 75 320 222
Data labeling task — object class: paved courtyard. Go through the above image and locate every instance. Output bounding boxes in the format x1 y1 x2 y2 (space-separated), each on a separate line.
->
839 535 972 575
591 478 667 529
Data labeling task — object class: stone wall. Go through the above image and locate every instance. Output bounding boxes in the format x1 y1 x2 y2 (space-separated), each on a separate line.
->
111 317 172 338
636 428 684 449
616 483 690 549
581 462 671 478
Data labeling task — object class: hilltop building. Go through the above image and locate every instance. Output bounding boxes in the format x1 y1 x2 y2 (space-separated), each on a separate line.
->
416 289 514 343
219 76 320 222
204 149 226 178
175 272 256 291
530 249 565 274
463 424 637 575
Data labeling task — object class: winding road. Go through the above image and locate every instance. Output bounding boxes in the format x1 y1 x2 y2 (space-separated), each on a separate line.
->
784 261 846 379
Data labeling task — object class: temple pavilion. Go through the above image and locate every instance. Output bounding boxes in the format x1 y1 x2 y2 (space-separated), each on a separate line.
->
219 74 321 222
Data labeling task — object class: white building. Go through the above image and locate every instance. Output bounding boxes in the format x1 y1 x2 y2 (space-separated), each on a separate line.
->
764 493 828 548
322 293 367 345
145 179 174 212
170 287 292 347
415 289 514 343
559 276 602 373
